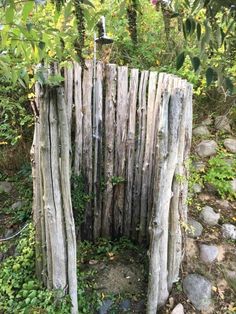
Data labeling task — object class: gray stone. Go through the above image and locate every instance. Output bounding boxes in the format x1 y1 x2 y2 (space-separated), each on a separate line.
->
193 126 210 137
200 206 220 226
223 138 236 153
4 228 14 238
215 199 231 210
222 224 236 240
187 219 203 238
215 115 231 133
196 140 217 158
171 303 184 314
11 201 25 210
0 181 13 194
230 179 236 192
192 183 202 194
202 117 212 126
200 244 219 263
119 299 131 312
99 299 113 314
193 161 206 172
183 274 212 311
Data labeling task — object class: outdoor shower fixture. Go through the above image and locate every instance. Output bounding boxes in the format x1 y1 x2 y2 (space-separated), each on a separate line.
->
95 16 114 45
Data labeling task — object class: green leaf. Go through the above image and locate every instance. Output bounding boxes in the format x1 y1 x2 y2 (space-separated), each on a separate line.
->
225 77 234 94
176 52 185 70
185 18 192 36
83 0 95 8
5 7 14 24
38 41 45 50
206 67 214 86
22 1 34 21
197 23 201 40
26 22 33 32
191 57 200 72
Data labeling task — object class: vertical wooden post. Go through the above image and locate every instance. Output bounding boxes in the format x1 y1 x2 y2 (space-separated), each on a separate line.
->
81 60 93 240
102 64 117 238
124 68 139 237
93 62 104 240
132 71 149 241
113 66 128 237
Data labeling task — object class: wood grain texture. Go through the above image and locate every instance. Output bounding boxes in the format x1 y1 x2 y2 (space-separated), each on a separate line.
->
124 68 139 237
113 66 129 237
102 64 117 237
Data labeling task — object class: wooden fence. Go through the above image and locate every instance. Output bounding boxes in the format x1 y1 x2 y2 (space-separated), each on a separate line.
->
62 60 192 243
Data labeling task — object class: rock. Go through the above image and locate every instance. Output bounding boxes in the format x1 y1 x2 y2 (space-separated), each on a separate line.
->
202 117 212 126
215 199 231 210
171 303 184 314
187 219 203 238
193 126 210 137
0 181 13 194
183 274 212 311
98 299 113 314
119 299 131 312
193 161 206 172
215 115 231 133
196 140 217 158
199 244 219 263
192 183 202 194
223 138 236 153
4 228 14 238
205 182 218 194
230 179 236 192
222 224 236 240
200 206 220 226
133 300 145 312
198 193 212 202
11 201 25 210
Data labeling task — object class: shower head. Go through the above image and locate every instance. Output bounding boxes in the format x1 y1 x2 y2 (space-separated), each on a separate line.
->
95 36 114 45
95 16 114 45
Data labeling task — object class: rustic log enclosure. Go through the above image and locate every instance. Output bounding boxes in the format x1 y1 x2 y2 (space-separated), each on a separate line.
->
32 60 192 313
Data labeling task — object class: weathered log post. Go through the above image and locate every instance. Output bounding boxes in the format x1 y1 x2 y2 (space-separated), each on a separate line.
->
147 74 192 313
31 80 78 314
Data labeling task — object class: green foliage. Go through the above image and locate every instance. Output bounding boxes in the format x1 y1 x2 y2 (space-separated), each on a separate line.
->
111 176 126 186
203 150 236 200
0 78 33 146
0 224 71 313
71 173 91 226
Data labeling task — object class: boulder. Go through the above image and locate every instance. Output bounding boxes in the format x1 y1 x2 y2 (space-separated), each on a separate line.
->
192 161 206 172
187 219 203 238
199 244 219 263
98 299 113 314
196 140 217 158
200 206 220 226
193 126 210 137
202 117 212 126
223 138 236 153
215 115 231 133
183 274 212 311
222 224 236 240
119 299 131 312
0 181 13 194
192 183 202 194
171 303 184 314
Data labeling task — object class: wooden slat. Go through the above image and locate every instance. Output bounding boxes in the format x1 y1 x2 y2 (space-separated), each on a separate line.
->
113 66 128 237
124 68 139 237
102 64 117 237
81 60 93 240
131 71 149 241
139 71 158 243
93 61 104 240
74 62 83 175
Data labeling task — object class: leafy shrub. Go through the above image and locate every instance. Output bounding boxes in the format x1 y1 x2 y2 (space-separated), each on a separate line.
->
204 150 236 200
0 224 70 313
